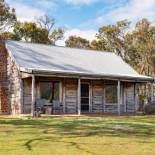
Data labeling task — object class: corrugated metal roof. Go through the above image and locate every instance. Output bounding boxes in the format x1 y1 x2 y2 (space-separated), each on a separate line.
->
5 40 153 81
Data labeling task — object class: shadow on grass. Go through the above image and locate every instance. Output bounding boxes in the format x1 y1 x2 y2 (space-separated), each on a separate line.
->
1 116 155 153
0 117 155 138
24 136 98 155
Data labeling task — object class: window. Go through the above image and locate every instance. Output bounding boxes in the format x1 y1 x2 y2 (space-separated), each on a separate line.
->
40 81 60 103
105 84 117 104
53 82 60 100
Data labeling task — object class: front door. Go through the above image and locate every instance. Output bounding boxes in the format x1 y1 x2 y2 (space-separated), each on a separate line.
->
81 84 89 112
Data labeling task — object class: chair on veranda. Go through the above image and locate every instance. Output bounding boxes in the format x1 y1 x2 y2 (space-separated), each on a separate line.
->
36 99 52 114
52 101 63 114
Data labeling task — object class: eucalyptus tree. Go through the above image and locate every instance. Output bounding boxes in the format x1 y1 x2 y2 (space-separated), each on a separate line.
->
65 35 90 49
0 0 16 38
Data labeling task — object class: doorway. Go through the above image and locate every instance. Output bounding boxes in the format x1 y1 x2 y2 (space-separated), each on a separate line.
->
81 83 89 112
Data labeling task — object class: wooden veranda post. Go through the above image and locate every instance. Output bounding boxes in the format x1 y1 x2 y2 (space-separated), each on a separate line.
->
78 78 81 115
151 83 154 102
63 78 66 114
31 75 35 117
134 83 138 112
0 85 1 114
117 80 121 115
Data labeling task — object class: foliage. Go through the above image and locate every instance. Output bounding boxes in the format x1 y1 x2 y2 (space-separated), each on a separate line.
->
96 20 130 58
125 19 155 75
0 31 14 40
36 15 64 45
1 116 155 155
49 28 65 45
13 15 64 44
0 0 16 37
37 15 55 33
90 39 107 51
13 21 50 44
94 19 155 76
144 103 155 114
65 35 90 49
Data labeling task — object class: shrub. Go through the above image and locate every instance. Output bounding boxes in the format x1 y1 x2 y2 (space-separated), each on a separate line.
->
143 103 155 114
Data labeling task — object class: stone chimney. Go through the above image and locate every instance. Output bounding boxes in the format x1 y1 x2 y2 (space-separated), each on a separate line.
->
0 40 9 114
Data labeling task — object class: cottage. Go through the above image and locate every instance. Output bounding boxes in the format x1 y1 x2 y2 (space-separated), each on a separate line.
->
0 40 153 115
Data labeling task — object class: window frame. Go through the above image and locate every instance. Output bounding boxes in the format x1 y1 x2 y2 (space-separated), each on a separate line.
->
39 80 61 103
104 83 118 105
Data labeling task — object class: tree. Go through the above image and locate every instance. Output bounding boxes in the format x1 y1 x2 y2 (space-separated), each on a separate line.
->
65 35 90 49
49 28 64 45
37 15 55 33
37 15 64 45
0 0 16 37
94 19 155 76
13 21 50 44
12 15 64 45
90 39 106 51
97 20 130 58
125 19 155 76
12 21 23 41
0 31 14 39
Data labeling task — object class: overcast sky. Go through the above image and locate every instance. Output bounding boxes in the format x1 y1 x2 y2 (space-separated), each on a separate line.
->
6 0 155 46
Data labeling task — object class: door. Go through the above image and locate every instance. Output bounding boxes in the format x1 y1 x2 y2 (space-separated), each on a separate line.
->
81 83 89 112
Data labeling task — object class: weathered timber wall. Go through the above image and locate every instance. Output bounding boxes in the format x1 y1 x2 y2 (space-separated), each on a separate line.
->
23 78 32 114
22 77 137 114
92 80 104 113
125 83 135 113
104 83 136 113
65 79 78 113
22 77 64 114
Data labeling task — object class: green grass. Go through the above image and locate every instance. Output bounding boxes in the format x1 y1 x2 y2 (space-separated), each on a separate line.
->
0 116 155 155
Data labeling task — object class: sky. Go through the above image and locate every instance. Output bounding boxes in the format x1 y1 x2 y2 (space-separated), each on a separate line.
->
6 0 155 46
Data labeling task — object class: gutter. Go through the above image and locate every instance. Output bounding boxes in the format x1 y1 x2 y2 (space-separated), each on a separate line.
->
20 68 154 82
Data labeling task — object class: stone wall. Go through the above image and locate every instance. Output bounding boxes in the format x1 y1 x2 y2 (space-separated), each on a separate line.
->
0 40 9 114
0 40 22 115
7 55 22 115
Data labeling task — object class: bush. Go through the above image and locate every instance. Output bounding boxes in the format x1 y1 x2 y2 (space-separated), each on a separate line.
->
143 103 155 114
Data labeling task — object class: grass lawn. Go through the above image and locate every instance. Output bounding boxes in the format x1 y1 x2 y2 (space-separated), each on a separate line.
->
0 116 155 155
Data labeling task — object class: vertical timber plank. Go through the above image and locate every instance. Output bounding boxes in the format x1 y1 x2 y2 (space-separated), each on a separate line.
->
78 78 81 115
63 78 66 114
117 80 121 115
31 75 35 116
89 80 92 113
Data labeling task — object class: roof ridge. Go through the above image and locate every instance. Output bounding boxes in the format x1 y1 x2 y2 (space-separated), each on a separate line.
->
6 40 116 55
